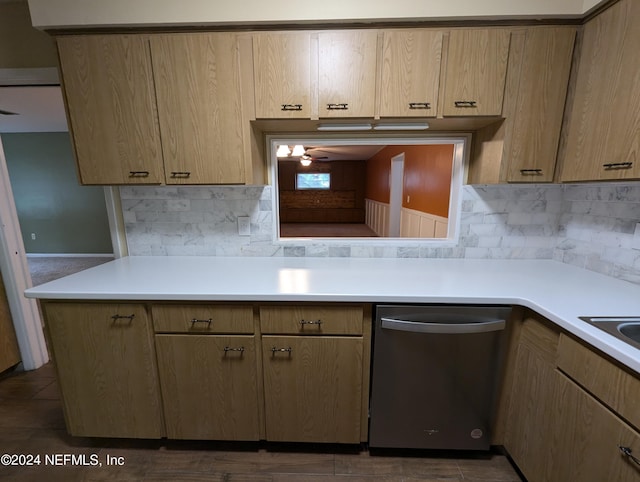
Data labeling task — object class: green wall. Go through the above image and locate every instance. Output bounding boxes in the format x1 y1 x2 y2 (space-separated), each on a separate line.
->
2 132 113 254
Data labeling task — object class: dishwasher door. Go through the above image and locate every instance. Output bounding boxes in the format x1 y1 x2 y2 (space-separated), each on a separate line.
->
369 305 511 450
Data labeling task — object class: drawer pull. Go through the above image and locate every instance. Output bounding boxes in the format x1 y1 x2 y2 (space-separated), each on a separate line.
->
603 162 633 170
454 100 477 108
170 171 191 178
111 314 135 322
409 102 431 109
223 346 245 353
271 347 292 354
520 169 543 175
128 171 150 178
281 104 303 111
619 446 640 466
327 103 348 110
191 318 212 325
299 319 323 326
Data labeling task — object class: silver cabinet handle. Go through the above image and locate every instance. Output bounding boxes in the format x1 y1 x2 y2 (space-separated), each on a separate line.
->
327 103 348 110
223 346 245 353
271 347 292 353
111 314 135 322
454 100 477 108
170 171 191 178
619 446 640 466
191 318 212 325
128 171 150 178
299 319 323 326
409 102 431 109
603 162 633 170
381 317 505 334
281 104 303 111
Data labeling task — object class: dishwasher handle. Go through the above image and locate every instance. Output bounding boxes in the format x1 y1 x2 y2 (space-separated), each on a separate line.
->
380 317 506 334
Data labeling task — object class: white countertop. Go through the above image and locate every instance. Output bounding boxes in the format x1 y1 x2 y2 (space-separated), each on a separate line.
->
24 256 640 374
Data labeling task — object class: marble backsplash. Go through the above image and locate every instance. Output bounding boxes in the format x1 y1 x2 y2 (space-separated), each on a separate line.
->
120 182 640 284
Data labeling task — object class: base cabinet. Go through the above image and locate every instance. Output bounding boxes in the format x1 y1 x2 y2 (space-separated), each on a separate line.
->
261 335 363 443
44 302 164 438
155 334 260 440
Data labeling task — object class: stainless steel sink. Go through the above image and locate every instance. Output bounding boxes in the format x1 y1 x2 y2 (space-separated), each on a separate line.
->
579 317 640 350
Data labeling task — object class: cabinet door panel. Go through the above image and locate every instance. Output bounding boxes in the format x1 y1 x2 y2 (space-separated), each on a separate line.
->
150 33 246 184
443 29 510 116
318 31 378 118
57 35 164 184
561 0 640 181
253 33 312 119
156 334 260 440
506 28 575 182
44 302 163 438
262 336 362 443
379 30 443 117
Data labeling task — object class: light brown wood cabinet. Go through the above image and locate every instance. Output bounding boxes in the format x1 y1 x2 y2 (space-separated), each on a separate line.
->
0 275 20 373
253 32 313 119
259 304 370 443
442 29 511 116
150 33 247 185
379 29 443 118
57 35 165 185
560 0 640 182
57 33 254 186
318 31 379 118
43 302 164 438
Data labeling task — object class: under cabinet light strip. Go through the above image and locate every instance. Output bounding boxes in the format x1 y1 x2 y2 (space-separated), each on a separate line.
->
374 123 430 130
316 124 372 131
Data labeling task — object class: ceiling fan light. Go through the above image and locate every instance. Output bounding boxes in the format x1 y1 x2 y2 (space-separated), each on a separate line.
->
276 145 291 157
300 158 312 167
291 144 306 157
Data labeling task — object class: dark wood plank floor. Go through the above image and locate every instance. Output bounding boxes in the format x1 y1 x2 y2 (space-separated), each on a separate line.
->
0 364 523 481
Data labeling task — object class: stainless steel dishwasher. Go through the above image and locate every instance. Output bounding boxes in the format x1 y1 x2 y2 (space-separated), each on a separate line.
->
369 304 511 450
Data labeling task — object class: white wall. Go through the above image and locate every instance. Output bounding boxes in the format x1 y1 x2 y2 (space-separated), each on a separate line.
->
28 0 606 29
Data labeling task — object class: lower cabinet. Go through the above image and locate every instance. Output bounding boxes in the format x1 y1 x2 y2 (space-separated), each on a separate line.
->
155 334 260 440
43 302 164 438
261 335 363 443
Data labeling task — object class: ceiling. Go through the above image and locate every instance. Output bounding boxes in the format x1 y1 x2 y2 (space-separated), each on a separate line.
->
0 86 68 133
278 145 386 162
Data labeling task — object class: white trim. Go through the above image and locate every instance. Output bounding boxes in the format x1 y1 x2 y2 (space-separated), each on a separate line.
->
103 186 128 259
268 134 469 245
0 136 48 370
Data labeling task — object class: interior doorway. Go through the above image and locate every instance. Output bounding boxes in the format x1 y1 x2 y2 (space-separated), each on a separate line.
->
388 153 405 237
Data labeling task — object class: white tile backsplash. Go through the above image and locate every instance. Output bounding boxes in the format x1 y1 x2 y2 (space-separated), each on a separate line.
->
121 182 640 284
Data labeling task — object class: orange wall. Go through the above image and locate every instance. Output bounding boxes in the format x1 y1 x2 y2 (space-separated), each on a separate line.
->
365 144 454 218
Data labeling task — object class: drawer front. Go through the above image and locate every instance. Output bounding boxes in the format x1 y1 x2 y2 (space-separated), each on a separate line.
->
557 334 640 431
260 305 363 335
152 304 254 334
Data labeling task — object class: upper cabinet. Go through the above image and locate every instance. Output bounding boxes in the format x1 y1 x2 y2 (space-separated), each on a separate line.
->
58 33 255 186
504 27 576 182
560 0 640 182
379 30 443 117
57 35 165 185
150 33 246 184
253 32 313 119
318 31 378 118
442 29 511 116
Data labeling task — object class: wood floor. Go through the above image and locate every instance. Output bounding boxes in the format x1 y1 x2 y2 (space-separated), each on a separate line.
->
0 364 523 482
280 223 378 238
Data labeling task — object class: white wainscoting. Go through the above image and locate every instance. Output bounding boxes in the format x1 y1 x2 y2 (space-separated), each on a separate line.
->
365 199 448 239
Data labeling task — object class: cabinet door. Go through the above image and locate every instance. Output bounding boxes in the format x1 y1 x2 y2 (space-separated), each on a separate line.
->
0 275 20 372
57 35 164 185
253 33 312 119
379 30 443 117
155 334 260 440
150 33 246 184
550 373 640 482
44 302 164 438
561 0 640 182
442 29 510 116
318 31 378 118
506 27 575 182
262 336 363 443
